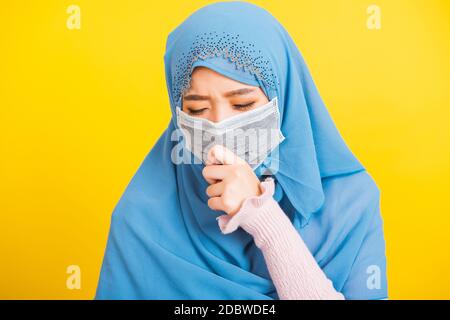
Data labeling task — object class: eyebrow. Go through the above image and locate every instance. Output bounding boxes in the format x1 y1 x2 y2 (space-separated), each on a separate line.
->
183 88 256 101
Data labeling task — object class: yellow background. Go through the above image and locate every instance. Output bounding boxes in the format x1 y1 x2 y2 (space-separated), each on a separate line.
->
1 0 449 299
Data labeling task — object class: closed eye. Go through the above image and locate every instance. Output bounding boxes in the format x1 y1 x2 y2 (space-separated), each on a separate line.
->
233 102 255 111
187 108 207 115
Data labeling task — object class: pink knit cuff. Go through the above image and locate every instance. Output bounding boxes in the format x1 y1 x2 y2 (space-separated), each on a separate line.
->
216 177 276 235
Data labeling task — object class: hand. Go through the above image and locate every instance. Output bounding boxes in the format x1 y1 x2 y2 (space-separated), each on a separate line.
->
202 145 262 216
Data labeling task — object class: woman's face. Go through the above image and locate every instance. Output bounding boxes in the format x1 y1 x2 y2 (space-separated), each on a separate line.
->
182 66 269 122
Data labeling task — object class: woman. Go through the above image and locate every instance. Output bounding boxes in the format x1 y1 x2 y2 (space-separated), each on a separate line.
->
95 1 387 300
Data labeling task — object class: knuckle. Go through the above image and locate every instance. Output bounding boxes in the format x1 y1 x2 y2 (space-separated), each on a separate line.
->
225 182 236 195
238 163 249 172
229 168 240 180
202 166 209 177
221 196 235 212
207 198 215 209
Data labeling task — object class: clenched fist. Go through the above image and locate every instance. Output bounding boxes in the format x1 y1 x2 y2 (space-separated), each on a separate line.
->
202 145 262 216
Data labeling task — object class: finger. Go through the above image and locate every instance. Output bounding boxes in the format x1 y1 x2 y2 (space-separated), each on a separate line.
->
202 166 217 184
205 145 222 165
207 144 245 166
207 196 224 211
202 164 231 182
206 181 225 197
203 176 217 185
205 146 221 166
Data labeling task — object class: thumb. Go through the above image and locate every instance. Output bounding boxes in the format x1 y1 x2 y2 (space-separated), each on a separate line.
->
206 144 246 166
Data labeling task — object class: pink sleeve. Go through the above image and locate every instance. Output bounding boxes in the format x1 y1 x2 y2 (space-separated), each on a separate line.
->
216 177 345 300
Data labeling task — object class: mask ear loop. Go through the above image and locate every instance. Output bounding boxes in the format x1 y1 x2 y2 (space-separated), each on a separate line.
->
273 96 286 141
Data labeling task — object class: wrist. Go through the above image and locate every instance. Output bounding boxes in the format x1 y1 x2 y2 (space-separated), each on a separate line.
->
216 177 276 234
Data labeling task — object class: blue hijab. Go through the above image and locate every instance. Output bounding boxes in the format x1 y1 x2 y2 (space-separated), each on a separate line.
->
96 1 387 300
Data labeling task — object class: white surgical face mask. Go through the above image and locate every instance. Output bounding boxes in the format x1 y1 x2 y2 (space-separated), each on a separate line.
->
176 96 285 169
